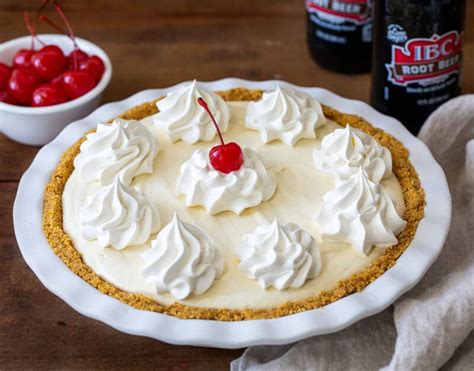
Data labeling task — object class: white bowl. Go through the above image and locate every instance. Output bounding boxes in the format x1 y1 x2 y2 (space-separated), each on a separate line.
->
0 34 112 146
13 79 451 348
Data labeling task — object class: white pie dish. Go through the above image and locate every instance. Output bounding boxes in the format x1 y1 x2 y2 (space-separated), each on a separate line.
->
13 78 451 348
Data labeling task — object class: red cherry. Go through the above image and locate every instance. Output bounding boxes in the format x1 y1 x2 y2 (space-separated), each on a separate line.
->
50 74 64 87
39 45 64 56
197 97 244 173
31 50 68 81
209 142 244 173
7 68 39 105
79 56 104 83
61 71 95 99
0 90 16 104
13 49 34 68
31 84 68 107
0 63 12 90
68 49 89 69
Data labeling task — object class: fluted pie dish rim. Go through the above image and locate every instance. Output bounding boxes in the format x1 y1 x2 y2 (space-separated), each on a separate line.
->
14 79 450 348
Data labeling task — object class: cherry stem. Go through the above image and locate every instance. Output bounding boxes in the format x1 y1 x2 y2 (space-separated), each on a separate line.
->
24 12 35 49
40 15 68 36
53 1 78 69
197 97 224 145
36 0 51 26
23 11 45 49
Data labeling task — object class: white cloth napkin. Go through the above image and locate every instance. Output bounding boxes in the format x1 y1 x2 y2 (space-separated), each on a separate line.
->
231 95 474 371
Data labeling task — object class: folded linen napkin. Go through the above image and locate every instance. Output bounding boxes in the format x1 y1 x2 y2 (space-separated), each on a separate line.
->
232 95 474 371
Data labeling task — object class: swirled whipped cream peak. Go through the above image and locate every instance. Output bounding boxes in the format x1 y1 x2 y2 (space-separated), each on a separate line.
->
74 118 158 186
176 147 276 215
141 214 224 300
235 219 321 290
245 85 326 146
79 178 161 250
313 124 392 182
315 167 406 256
153 80 230 144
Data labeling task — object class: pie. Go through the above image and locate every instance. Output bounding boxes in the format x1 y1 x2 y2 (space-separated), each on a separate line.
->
42 82 425 320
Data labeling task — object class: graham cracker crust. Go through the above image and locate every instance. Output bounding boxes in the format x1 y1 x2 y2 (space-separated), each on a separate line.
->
42 88 425 321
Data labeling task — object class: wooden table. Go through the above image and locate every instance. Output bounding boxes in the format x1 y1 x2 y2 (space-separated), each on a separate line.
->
1 1 473 368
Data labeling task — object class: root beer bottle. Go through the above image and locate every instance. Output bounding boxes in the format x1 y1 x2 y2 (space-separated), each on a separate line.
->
306 0 373 73
371 0 466 134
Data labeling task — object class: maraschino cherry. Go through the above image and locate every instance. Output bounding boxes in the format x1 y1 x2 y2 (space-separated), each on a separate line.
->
7 68 39 105
197 97 244 174
52 2 96 97
31 46 68 81
31 83 68 107
0 90 16 104
67 49 88 68
13 49 34 69
28 9 68 82
61 70 94 99
78 55 104 83
0 63 12 90
12 12 40 70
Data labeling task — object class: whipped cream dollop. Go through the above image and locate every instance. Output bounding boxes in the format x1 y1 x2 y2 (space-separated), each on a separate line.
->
236 220 321 290
313 125 392 182
245 86 326 146
80 178 161 250
141 214 224 300
315 167 406 256
74 119 158 186
176 147 276 215
153 80 230 144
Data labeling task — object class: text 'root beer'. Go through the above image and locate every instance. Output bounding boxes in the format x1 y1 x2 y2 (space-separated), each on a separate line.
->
371 0 466 134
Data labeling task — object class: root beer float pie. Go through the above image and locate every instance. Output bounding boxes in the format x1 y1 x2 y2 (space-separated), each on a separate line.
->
43 81 425 320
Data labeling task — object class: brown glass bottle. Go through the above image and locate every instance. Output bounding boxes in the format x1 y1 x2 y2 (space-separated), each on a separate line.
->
306 0 373 73
371 0 466 134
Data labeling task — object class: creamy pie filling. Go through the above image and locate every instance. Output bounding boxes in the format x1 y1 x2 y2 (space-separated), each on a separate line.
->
62 102 405 310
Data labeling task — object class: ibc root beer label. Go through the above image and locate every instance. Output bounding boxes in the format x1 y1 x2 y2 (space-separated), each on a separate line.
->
386 30 463 87
306 0 371 24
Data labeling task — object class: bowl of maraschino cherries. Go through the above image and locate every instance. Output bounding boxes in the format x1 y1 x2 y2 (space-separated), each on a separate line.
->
0 1 112 146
